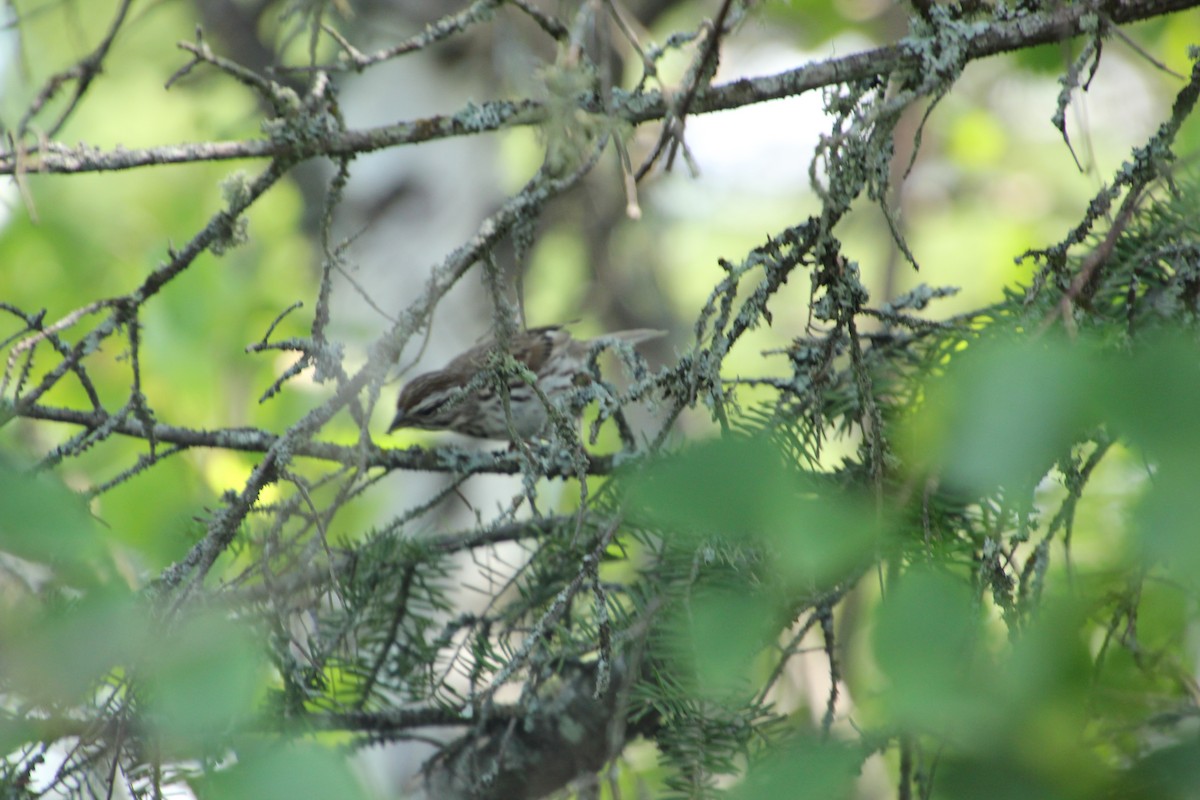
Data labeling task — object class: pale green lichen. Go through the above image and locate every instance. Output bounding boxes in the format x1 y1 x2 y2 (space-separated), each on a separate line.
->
536 59 608 176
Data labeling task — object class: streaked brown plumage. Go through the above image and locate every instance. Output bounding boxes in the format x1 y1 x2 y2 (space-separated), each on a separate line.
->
388 325 663 439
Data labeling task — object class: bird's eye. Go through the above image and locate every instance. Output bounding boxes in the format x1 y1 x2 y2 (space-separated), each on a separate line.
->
411 402 440 419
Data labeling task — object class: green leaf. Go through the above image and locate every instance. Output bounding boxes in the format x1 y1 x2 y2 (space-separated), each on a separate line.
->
872 568 992 733
193 743 370 800
142 610 266 750
0 588 145 703
0 460 113 586
1002 599 1090 707
686 587 778 697
629 435 793 536
731 735 862 800
938 752 1098 800
1104 331 1200 463
914 336 1101 492
1133 465 1200 581
629 435 878 585
1114 738 1200 800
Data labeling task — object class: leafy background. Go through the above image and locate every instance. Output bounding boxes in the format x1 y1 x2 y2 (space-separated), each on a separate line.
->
3 0 1200 798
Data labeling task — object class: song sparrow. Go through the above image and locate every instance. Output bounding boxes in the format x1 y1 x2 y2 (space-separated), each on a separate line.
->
388 325 664 440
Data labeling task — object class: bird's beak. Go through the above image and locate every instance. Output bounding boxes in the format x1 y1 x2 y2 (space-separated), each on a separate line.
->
387 410 407 434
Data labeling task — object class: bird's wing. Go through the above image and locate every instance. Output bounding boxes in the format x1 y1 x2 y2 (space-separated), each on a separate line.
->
447 325 563 375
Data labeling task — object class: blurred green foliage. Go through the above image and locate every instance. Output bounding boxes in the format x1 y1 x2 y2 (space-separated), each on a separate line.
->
141 609 267 750
0 460 113 585
1 587 142 705
191 742 371 800
729 735 862 800
628 317 1200 797
631 435 879 588
3 0 1200 798
0 3 319 571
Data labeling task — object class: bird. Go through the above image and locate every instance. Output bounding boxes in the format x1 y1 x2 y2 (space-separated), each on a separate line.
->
388 325 664 440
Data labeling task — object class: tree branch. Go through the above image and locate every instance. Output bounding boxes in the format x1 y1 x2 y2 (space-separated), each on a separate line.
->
1 0 1192 176
19 403 623 475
